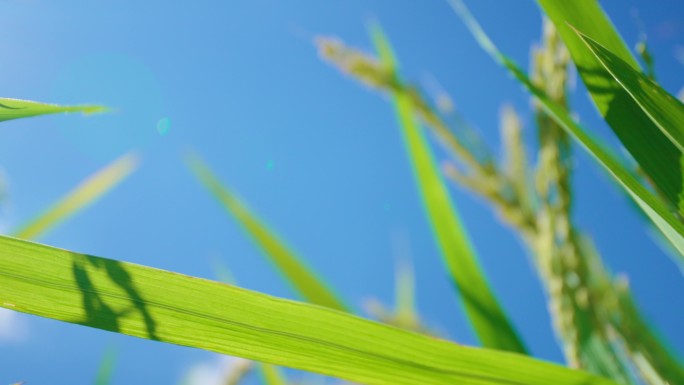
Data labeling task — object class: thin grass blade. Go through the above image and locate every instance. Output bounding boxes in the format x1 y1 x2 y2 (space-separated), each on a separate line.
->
186 155 348 312
0 235 618 385
10 153 139 240
395 261 418 329
575 30 684 155
533 0 684 214
370 24 527 354
94 345 117 385
0 98 105 123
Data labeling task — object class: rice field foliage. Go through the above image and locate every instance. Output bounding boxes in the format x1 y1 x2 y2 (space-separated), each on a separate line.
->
0 2 682 385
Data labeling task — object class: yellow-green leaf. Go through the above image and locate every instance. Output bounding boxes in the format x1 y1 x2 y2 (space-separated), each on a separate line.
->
0 98 105 123
11 153 139 240
259 364 288 385
370 24 527 354
187 154 348 312
0 235 618 385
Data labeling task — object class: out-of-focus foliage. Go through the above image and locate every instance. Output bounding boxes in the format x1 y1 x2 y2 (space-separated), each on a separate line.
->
370 24 528 354
187 154 348 312
0 2 682 385
320 2 684 384
11 153 139 240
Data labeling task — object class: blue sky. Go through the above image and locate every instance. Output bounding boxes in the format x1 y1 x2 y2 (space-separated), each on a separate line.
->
0 0 682 384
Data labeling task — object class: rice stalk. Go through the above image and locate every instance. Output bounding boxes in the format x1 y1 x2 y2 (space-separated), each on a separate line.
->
318 14 682 385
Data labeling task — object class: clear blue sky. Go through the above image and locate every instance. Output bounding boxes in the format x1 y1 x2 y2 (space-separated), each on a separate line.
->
0 0 682 384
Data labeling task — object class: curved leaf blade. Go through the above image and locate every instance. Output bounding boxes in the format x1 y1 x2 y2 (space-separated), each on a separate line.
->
0 98 105 123
187 155 349 312
0 235 617 385
370 25 528 354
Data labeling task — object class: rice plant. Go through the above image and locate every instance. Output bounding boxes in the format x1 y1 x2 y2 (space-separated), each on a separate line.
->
0 1 682 385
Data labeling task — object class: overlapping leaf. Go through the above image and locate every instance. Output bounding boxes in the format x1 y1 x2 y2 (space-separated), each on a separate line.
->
0 235 617 385
449 0 684 266
576 31 684 155
534 0 684 215
259 364 288 385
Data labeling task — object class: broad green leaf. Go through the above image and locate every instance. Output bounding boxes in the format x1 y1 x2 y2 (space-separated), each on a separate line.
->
450 0 684 267
0 98 105 123
94 345 118 385
370 24 528 355
576 31 684 154
187 155 348 312
0 235 618 385
534 0 684 214
11 153 139 240
259 364 288 385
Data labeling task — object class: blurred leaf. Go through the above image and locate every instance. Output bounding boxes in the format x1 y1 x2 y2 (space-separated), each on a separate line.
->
533 0 684 215
394 261 418 330
365 260 428 334
0 235 619 385
576 31 684 155
94 345 118 385
451 0 684 267
0 98 105 123
212 258 237 285
259 364 288 385
10 153 139 240
370 24 528 355
225 359 255 385
187 154 348 312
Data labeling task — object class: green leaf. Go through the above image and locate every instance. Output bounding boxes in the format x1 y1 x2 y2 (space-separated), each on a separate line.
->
0 235 618 385
10 153 139 240
0 98 106 123
94 345 118 385
186 154 349 312
394 261 419 330
259 364 288 385
370 24 528 355
449 0 684 264
576 30 684 155
533 0 684 215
